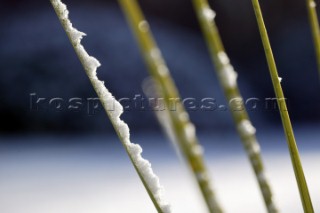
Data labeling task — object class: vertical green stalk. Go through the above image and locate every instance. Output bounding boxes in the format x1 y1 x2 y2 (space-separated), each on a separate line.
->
117 0 223 212
192 1 277 212
306 0 320 76
251 1 314 212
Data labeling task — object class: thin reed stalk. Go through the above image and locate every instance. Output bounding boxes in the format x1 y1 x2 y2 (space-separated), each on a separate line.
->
118 0 223 212
306 0 320 76
251 1 314 212
50 0 171 212
191 0 277 212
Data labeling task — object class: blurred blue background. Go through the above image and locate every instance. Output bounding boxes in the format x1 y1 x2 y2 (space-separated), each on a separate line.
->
0 0 320 134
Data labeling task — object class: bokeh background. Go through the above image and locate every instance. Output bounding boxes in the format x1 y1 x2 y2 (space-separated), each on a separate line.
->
0 0 319 212
1 0 320 133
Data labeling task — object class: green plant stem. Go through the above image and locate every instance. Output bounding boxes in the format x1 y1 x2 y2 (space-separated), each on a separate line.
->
306 0 320 77
251 1 314 212
191 1 278 212
118 0 223 212
50 1 170 212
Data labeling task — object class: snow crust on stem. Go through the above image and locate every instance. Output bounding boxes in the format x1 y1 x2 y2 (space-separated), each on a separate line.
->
50 1 171 212
217 51 238 88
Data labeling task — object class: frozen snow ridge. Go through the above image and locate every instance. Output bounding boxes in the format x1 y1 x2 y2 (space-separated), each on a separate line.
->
217 51 238 88
50 0 171 212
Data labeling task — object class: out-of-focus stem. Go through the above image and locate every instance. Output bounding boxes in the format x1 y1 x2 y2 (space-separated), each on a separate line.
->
191 0 278 212
251 0 314 212
306 0 320 77
118 0 223 212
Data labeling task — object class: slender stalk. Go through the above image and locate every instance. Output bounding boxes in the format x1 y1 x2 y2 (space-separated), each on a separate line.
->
251 1 314 212
118 0 223 212
191 0 278 212
306 0 320 76
50 1 171 212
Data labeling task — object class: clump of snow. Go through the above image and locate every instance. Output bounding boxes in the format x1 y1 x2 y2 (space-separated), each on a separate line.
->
138 20 150 33
150 48 162 60
217 51 230 65
158 64 169 77
192 144 204 156
278 77 282 83
202 8 216 21
246 139 261 156
310 1 316 8
184 123 196 141
217 51 238 89
237 120 256 137
149 48 169 77
50 0 171 212
219 64 238 88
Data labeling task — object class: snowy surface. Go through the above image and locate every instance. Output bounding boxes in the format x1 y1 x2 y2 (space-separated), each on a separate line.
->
0 128 319 213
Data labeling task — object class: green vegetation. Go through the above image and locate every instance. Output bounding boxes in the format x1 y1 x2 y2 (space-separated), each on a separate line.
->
51 0 317 212
306 0 320 77
191 0 277 212
118 0 223 212
251 0 314 212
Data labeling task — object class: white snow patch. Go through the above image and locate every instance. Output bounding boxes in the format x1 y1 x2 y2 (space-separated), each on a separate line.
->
238 120 256 137
248 140 261 156
192 144 204 156
310 1 316 8
149 48 169 77
150 48 162 60
158 64 169 77
220 64 238 88
138 20 150 33
217 51 230 65
217 51 238 88
184 123 196 141
50 1 171 212
202 8 216 21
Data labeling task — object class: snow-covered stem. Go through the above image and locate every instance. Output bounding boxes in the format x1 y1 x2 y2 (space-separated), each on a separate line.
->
306 0 320 78
191 1 278 212
251 1 314 212
117 0 223 212
49 0 171 212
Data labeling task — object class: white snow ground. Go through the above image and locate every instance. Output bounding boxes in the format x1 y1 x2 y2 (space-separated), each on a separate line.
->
0 127 319 213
